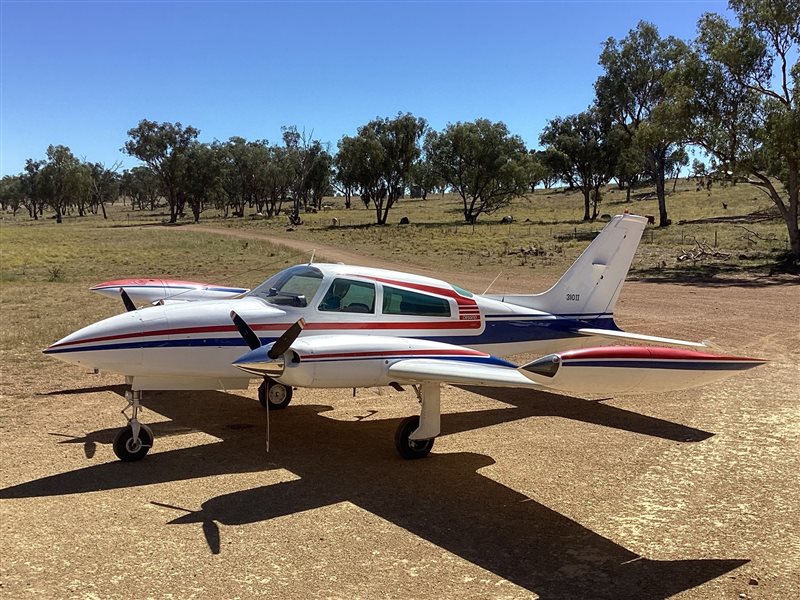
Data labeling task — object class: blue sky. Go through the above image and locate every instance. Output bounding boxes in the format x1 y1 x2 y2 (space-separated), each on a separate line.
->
0 1 730 176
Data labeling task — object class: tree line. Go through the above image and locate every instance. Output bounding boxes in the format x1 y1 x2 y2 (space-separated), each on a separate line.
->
1 0 797 259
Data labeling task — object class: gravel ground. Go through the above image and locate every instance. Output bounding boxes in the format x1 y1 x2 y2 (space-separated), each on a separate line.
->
1 252 798 599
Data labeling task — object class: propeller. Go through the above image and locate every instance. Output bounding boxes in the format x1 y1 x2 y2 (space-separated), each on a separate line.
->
229 312 306 377
120 288 136 312
230 310 262 351
268 318 306 359
229 312 306 454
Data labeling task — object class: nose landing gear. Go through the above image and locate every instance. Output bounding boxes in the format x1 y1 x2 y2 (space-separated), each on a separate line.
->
113 389 153 461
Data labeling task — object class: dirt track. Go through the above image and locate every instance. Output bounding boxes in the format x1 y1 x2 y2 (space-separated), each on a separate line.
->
1 226 798 599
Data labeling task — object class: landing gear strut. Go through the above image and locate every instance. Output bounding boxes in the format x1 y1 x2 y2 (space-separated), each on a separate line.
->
258 378 293 410
394 383 440 459
113 389 153 462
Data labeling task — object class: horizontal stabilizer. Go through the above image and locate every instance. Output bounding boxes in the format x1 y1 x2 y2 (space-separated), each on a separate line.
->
577 328 708 348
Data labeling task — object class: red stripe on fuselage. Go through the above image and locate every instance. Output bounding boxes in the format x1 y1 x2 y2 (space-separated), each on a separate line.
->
301 348 488 360
48 319 481 349
560 346 765 362
350 274 478 307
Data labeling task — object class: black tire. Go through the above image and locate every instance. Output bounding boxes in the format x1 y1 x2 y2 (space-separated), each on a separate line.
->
258 378 292 410
394 415 434 460
113 424 153 462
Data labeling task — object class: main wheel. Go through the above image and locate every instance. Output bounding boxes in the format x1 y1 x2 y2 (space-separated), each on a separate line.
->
113 423 153 462
394 415 435 460
258 378 293 410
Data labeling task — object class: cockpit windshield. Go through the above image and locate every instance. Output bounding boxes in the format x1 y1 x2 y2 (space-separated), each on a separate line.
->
247 265 324 307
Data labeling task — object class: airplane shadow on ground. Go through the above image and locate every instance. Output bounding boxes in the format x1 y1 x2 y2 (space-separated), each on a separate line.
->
2 387 743 599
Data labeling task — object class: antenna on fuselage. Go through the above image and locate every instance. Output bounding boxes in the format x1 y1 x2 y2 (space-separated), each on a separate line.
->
309 249 316 265
482 271 503 295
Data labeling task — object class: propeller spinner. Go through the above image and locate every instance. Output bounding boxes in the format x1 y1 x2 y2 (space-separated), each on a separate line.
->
230 312 306 377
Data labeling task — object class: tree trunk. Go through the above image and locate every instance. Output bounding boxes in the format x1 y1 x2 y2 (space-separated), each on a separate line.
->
785 165 799 262
100 202 107 219
582 188 591 221
655 163 668 227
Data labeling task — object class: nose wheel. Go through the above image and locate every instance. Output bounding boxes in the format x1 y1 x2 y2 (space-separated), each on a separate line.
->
258 378 293 410
113 389 152 462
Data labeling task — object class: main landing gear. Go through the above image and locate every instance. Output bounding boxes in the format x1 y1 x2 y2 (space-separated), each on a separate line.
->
113 389 153 462
394 383 441 460
258 378 293 410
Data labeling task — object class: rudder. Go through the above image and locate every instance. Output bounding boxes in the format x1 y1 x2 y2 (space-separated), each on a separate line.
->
491 214 647 320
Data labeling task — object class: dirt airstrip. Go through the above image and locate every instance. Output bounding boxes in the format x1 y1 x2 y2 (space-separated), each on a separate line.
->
1 227 798 599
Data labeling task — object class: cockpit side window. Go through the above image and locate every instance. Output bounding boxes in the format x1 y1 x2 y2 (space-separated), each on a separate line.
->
382 286 451 317
319 278 376 313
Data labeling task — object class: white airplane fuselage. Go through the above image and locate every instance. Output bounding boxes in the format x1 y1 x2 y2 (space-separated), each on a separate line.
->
45 263 606 390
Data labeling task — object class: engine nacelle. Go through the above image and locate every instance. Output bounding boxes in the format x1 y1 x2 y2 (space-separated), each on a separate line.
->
521 347 766 394
245 335 502 389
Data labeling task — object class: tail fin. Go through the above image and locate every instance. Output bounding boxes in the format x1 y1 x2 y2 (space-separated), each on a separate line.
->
491 214 647 321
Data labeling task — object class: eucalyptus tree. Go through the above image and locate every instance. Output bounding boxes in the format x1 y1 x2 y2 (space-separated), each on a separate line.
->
123 120 199 223
0 175 23 215
183 143 224 222
425 119 531 223
408 158 444 200
121 166 160 211
21 159 46 219
86 163 119 218
540 110 617 221
338 113 427 225
595 21 689 226
40 145 87 223
538 147 575 189
333 136 360 208
680 0 799 260
530 150 558 189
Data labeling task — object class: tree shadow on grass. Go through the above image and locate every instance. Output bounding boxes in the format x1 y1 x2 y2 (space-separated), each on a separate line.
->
631 264 799 287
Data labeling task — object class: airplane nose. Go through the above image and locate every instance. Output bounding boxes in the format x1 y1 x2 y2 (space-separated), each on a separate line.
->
43 310 145 370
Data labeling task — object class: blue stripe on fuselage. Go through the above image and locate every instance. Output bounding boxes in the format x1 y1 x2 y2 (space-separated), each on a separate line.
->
44 317 616 355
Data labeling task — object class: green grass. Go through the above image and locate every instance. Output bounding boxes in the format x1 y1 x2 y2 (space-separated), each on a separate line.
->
0 221 302 360
191 179 791 279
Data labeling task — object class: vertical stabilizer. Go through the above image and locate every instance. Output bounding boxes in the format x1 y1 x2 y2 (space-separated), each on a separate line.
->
490 214 647 320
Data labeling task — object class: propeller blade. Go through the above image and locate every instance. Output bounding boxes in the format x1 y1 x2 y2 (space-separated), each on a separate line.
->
268 318 306 359
120 288 136 312
230 311 262 351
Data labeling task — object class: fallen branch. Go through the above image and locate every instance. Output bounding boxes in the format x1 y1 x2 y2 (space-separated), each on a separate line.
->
677 239 732 262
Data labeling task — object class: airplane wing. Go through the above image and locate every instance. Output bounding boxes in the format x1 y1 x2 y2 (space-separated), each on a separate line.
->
388 359 541 389
577 328 709 349
230 330 764 396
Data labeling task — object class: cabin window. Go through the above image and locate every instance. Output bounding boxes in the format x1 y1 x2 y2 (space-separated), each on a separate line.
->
318 278 376 313
382 286 451 317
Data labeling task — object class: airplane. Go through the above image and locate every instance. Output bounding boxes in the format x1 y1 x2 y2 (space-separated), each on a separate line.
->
43 214 766 462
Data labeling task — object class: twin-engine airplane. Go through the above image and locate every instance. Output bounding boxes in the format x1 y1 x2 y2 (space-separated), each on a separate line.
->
44 214 765 462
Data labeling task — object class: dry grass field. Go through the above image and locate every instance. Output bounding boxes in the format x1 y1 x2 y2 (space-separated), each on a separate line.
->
0 198 798 599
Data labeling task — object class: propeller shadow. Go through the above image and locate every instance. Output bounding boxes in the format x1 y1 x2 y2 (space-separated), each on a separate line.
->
1 388 739 598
